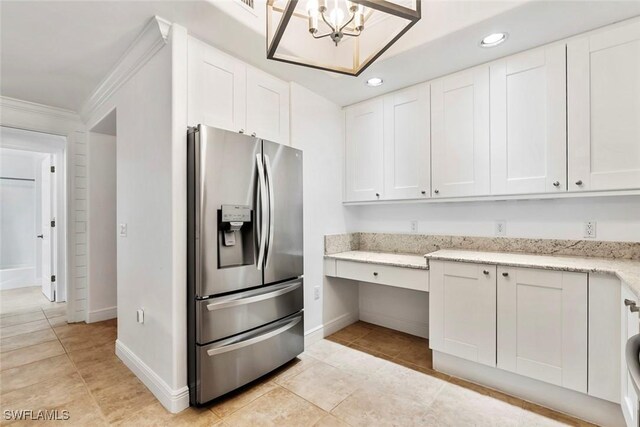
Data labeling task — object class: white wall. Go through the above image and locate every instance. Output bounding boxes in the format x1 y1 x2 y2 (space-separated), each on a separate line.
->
345 196 640 242
87 132 117 321
289 83 359 342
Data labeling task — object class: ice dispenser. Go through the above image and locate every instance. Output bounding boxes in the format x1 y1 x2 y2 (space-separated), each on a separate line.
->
218 205 254 268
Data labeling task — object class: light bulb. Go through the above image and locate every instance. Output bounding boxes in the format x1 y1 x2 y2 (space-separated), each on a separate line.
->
480 32 508 47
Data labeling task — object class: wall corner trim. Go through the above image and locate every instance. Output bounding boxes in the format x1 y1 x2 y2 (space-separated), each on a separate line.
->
79 15 172 121
115 339 189 413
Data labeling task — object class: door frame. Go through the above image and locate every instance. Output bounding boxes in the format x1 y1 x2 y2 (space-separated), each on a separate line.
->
0 96 83 321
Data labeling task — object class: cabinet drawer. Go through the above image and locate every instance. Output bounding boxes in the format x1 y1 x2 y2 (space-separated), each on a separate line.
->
196 279 303 344
335 260 429 292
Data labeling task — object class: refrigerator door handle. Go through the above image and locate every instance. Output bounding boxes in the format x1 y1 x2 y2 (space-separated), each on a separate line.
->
205 280 302 311
264 154 275 268
256 154 268 270
206 314 302 356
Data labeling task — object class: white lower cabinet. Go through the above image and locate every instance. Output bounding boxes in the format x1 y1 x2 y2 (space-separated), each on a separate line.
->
497 267 587 393
621 282 640 427
429 261 496 366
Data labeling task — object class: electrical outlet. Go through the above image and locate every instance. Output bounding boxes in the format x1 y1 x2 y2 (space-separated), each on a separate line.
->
410 220 418 233
495 220 507 236
313 286 320 300
584 221 597 238
119 223 127 237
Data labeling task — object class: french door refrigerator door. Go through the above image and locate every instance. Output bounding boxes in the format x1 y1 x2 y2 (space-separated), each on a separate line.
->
195 125 263 297
261 140 303 285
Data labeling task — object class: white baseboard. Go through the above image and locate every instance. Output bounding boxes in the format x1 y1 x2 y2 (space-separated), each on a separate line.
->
86 306 117 323
0 267 37 290
115 340 189 413
304 312 359 348
433 351 625 427
360 310 428 338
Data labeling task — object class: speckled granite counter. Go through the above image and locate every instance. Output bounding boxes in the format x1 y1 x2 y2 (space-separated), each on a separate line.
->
426 249 640 297
325 251 428 270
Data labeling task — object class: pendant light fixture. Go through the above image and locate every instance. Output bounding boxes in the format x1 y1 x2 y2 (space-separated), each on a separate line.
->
267 0 421 76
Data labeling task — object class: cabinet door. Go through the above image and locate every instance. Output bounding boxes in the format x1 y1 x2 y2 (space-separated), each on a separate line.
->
490 45 567 195
497 267 587 393
429 261 496 367
568 20 640 192
383 83 430 200
344 99 384 202
188 37 246 132
621 283 640 427
246 67 290 145
431 66 490 198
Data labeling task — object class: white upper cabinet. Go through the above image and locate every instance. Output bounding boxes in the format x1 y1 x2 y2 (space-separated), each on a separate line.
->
490 44 567 195
344 98 384 202
431 65 491 198
429 261 496 367
246 67 290 145
188 38 246 133
497 267 587 393
383 83 431 200
568 19 640 192
188 37 290 145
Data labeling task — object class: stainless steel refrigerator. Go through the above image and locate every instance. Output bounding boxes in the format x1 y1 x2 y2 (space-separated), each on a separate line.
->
187 125 303 405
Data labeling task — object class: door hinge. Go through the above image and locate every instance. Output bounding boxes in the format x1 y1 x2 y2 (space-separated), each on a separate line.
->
50 219 56 227
50 166 55 173
51 275 56 283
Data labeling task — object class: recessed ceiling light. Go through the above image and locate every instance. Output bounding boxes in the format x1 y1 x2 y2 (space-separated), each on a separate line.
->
366 77 384 87
480 32 508 47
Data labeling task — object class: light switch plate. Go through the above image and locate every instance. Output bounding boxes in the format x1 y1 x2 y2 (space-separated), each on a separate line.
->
136 309 144 324
119 223 127 237
410 220 418 233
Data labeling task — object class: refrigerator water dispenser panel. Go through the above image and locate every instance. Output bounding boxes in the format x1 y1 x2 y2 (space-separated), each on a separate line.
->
218 205 254 268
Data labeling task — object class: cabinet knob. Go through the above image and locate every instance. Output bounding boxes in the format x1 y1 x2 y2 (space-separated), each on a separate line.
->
502 272 509 277
553 181 560 187
483 270 490 275
421 190 426 195
239 129 245 134
375 193 380 198
625 299 637 307
434 189 439 194
373 272 378 276
251 132 257 137
575 180 583 186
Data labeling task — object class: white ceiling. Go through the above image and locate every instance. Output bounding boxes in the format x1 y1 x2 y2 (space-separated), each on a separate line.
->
2 1 640 112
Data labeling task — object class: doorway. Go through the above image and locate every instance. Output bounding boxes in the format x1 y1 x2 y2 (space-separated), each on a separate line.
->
0 127 67 317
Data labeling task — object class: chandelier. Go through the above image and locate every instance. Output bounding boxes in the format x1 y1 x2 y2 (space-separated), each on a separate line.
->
267 0 421 76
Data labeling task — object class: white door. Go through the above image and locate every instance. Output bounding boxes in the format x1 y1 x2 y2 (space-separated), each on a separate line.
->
490 44 567 195
497 267 587 393
431 65 490 198
568 20 640 192
188 37 246 133
383 83 430 200
344 98 384 202
621 283 640 427
246 67 290 144
429 261 496 367
40 156 55 301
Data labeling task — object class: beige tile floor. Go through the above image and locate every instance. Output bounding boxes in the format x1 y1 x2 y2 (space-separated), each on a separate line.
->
0 288 597 426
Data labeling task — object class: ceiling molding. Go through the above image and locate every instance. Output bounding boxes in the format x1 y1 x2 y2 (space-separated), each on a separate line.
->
0 96 82 136
79 15 172 122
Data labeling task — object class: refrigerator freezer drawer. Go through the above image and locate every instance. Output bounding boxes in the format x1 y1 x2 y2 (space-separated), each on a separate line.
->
196 278 303 344
196 312 304 404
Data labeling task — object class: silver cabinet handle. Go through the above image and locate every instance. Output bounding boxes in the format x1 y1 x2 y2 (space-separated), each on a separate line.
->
206 281 301 311
625 299 636 306
502 272 509 277
575 180 583 186
434 189 439 194
421 191 426 195
256 154 268 270
483 270 490 275
632 306 640 313
264 155 275 268
553 181 560 187
36 234 44 239
206 315 301 356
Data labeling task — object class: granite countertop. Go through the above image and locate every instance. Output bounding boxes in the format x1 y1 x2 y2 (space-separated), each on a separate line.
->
426 249 640 297
325 251 429 270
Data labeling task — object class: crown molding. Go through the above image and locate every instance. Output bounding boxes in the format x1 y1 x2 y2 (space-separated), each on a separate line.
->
0 96 80 122
80 15 172 122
